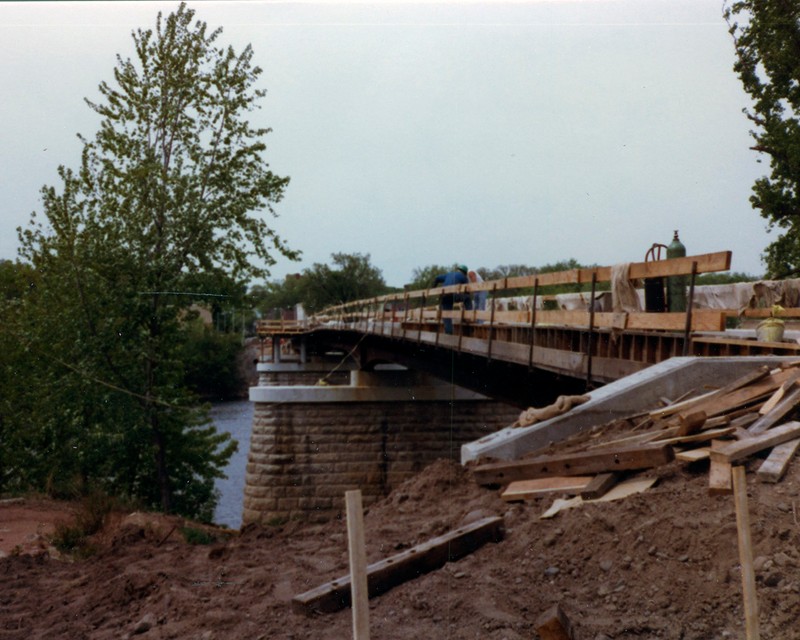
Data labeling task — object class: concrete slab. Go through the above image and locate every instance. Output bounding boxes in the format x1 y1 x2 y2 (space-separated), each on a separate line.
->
461 356 797 463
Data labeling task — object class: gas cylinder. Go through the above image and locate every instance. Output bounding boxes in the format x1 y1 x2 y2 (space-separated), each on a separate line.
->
666 230 686 312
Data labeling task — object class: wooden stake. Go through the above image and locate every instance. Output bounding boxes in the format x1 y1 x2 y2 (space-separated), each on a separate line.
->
535 603 575 640
346 490 370 640
732 466 760 640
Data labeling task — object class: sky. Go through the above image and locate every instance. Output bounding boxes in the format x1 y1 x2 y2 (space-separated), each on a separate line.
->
0 0 773 288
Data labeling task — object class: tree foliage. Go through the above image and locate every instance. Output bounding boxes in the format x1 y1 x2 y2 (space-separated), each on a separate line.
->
5 4 295 519
253 252 391 315
724 0 800 277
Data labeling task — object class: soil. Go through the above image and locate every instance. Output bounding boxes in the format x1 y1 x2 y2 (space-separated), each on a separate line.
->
2 451 800 639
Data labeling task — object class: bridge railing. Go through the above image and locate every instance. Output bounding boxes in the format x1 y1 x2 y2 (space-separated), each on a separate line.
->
288 250 733 335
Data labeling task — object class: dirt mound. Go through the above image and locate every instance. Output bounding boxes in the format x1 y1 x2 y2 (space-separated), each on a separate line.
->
2 454 800 639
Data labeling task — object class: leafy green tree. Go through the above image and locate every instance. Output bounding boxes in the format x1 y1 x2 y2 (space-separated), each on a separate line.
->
724 0 800 277
406 264 458 291
250 273 307 318
10 3 296 518
301 253 391 312
253 253 391 315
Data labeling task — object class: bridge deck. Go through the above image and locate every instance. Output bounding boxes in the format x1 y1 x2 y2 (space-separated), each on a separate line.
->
256 251 800 403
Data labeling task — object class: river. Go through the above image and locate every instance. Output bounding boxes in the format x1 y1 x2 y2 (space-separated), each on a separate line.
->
210 400 253 529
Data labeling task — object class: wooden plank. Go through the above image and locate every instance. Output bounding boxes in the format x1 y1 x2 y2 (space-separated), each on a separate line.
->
732 466 761 640
675 447 710 462
756 438 800 483
500 476 593 501
625 310 725 332
758 380 794 415
742 307 800 318
531 309 725 332
709 440 733 495
692 336 800 352
652 426 735 447
579 472 619 499
681 367 800 421
649 389 719 420
540 477 658 518
535 604 575 640
345 490 370 640
587 426 679 450
677 410 707 437
472 443 675 487
711 365 772 398
747 386 800 435
711 421 800 464
291 516 504 616
503 251 731 290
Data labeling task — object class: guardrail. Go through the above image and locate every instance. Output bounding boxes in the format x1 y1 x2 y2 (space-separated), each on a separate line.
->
257 251 734 343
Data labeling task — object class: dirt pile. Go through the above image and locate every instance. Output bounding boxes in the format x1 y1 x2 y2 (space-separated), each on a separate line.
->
2 451 799 639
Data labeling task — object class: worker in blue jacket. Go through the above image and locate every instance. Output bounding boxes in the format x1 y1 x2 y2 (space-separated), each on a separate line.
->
433 265 471 334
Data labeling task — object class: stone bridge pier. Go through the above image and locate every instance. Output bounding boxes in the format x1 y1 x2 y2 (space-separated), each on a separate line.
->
242 357 519 525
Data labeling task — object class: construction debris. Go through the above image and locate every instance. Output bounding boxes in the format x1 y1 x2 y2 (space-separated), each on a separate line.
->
535 603 575 640
291 516 504 616
512 394 590 428
477 362 800 509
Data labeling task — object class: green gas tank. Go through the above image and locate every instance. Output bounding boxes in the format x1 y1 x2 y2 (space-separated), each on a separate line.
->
667 230 686 312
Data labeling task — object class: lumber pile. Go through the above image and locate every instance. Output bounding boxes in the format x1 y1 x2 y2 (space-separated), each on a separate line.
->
475 363 800 501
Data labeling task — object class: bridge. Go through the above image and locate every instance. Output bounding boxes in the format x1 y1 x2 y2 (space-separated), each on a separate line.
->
245 249 800 524
256 250 800 408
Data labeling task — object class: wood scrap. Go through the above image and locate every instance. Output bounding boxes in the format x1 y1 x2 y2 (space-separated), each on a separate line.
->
677 410 707 437
758 378 796 415
756 438 800 483
540 477 658 518
747 386 800 435
732 466 760 640
587 425 678 450
730 413 760 430
291 516 504 616
711 421 800 464
679 366 799 422
709 440 733 496
649 389 718 420
651 426 735 447
473 443 675 487
675 447 710 463
535 604 575 640
500 476 593 502
579 472 619 499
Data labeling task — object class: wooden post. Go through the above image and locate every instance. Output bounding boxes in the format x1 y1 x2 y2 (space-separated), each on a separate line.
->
346 490 370 640
528 277 539 369
487 282 498 361
401 293 409 340
535 603 574 640
417 293 426 343
682 261 698 357
585 271 597 391
732 466 760 640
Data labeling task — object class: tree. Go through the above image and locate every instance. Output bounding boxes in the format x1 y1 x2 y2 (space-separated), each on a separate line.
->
724 1 800 277
406 264 459 292
253 253 391 315
11 3 296 518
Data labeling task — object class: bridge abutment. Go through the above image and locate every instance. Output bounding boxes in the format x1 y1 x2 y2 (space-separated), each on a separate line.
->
243 360 518 525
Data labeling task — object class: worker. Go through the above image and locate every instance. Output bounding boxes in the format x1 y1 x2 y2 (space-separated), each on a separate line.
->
433 265 471 334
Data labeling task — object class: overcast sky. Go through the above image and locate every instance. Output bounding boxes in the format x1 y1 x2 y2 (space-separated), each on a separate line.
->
0 0 771 287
